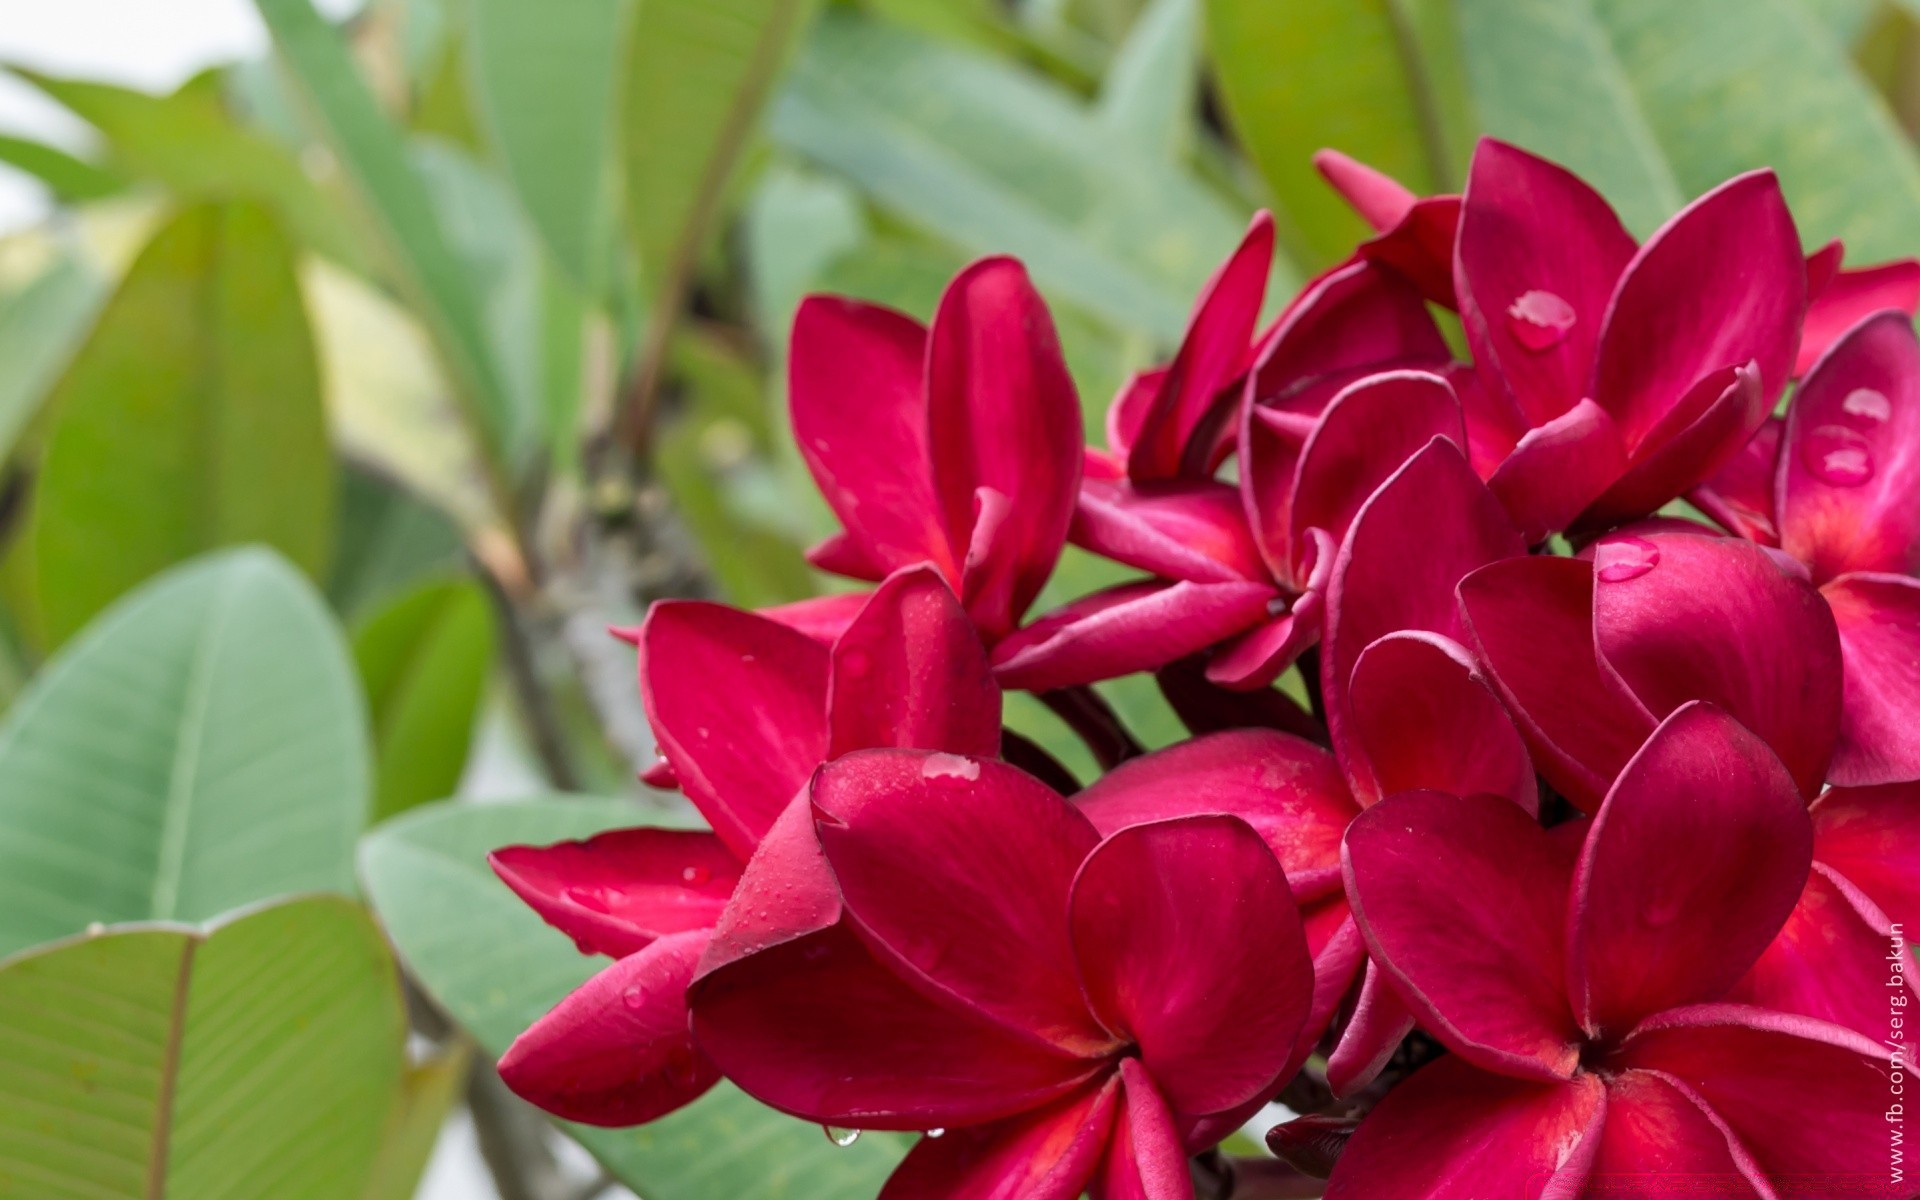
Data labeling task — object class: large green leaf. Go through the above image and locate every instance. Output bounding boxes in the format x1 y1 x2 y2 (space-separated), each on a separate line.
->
465 0 626 289
0 255 108 470
1457 0 1920 256
353 576 495 821
360 798 908 1199
772 10 1257 343
1097 0 1199 160
327 467 468 621
0 549 369 959
360 1041 468 1200
30 201 333 646
0 133 126 204
1205 0 1465 265
0 895 405 1200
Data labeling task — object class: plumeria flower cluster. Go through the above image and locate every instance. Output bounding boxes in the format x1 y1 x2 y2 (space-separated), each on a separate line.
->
489 139 1920 1198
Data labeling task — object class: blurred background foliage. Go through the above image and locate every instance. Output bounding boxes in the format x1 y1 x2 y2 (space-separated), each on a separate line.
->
2 0 1920 1195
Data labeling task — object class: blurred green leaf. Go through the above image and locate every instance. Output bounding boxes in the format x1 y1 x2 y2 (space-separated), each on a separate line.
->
0 549 369 959
742 164 866 336
1458 0 1920 256
10 70 368 269
327 466 468 621
625 0 818 305
1205 0 1464 266
360 1040 468 1200
353 576 495 820
360 797 908 1199
0 895 405 1200
0 256 108 471
30 201 333 646
773 10 1259 343
1800 0 1882 45
465 0 625 290
1097 0 1198 159
0 134 126 204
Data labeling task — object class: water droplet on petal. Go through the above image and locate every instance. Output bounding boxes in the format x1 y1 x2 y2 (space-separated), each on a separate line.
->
1596 536 1660 584
925 1128 946 1139
1842 387 1892 426
681 864 712 886
1505 289 1577 352
920 752 981 782
622 984 649 1011
740 653 756 665
1641 896 1682 928
696 726 711 739
1803 423 1875 487
824 1126 861 1147
839 648 871 679
565 886 612 913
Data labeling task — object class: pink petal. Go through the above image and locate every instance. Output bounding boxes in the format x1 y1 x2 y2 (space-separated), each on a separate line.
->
1592 1070 1769 1192
1824 572 1920 786
806 530 889 581
827 567 1000 760
1072 478 1266 584
1245 261 1450 409
1456 139 1636 428
1592 171 1804 449
1484 399 1630 544
1345 630 1536 812
1360 197 1461 309
1690 416 1783 545
812 750 1111 1054
1780 311 1920 582
878 1077 1118 1200
1070 815 1312 1115
1324 960 1415 1098
1152 657 1324 742
1238 401 1311 581
640 602 829 857
1322 1057 1604 1199
1313 149 1417 231
489 828 741 958
1613 1005 1892 1197
1458 555 1658 812
1343 791 1583 1080
1287 370 1466 587
1106 369 1166 462
498 929 718 1125
1578 360 1769 530
1799 255 1920 377
788 295 952 575
1202 601 1321 692
1071 729 1356 900
991 580 1274 691
1814 781 1920 928
1731 863 1906 1040
1129 213 1273 483
1300 907 1367 1081
1322 438 1526 795
757 591 872 647
1591 531 1843 799
1088 1061 1191 1200
926 258 1082 638
1567 703 1812 1039
1448 359 1529 476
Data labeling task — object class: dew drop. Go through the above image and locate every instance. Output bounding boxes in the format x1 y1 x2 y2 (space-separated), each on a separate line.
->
621 984 649 1011
1802 423 1875 487
824 1126 861 1147
696 726 711 739
740 653 756 665
681 864 713 886
564 885 612 913
925 1128 946 1139
1641 895 1682 928
920 752 981 782
85 922 105 937
1842 387 1892 426
1595 536 1660 584
839 648 872 679
1505 289 1577 352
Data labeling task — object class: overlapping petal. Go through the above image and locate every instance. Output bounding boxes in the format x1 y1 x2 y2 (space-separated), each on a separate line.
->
489 828 741 958
827 567 1001 760
1823 572 1920 786
991 579 1274 691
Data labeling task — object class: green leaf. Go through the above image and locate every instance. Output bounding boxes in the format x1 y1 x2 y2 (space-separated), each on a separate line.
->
0 255 109 470
360 798 908 1199
0 133 126 203
0 548 369 959
0 895 405 1200
30 201 334 646
773 10 1259 343
11 70 367 270
1205 0 1463 265
464 0 626 289
1097 0 1199 159
353 576 495 821
360 1041 469 1200
1456 0 1920 256
327 467 468 621
625 0 818 304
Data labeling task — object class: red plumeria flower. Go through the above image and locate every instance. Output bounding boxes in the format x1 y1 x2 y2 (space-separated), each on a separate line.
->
1319 703 1892 1196
488 567 1001 1124
781 258 1082 648
1800 240 1920 377
1693 311 1920 784
687 750 1315 1199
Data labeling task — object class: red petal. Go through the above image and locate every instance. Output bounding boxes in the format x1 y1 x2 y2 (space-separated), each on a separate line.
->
1593 1070 1769 1192
1129 214 1273 483
813 750 1111 1054
1592 172 1803 448
879 1077 1118 1200
1484 399 1630 544
1343 791 1582 1080
1361 197 1461 309
1456 139 1636 428
757 591 872 647
1071 816 1312 1114
1798 256 1920 377
1814 780 1920 929
1824 572 1920 786
806 531 889 581
827 567 1000 760
498 930 718 1125
1323 1057 1604 1198
1732 863 1906 1041
489 828 740 958
641 602 828 856
1324 960 1415 1098
1690 416 1783 545
991 581 1274 691
1106 369 1166 462
1313 149 1416 231
1202 602 1321 692
1592 531 1843 799
1781 311 1920 582
1578 360 1769 530
1345 630 1536 812
1246 261 1450 409
1072 478 1266 584
1567 703 1812 1038
926 259 1082 638
789 296 952 576
1088 1061 1190 1200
